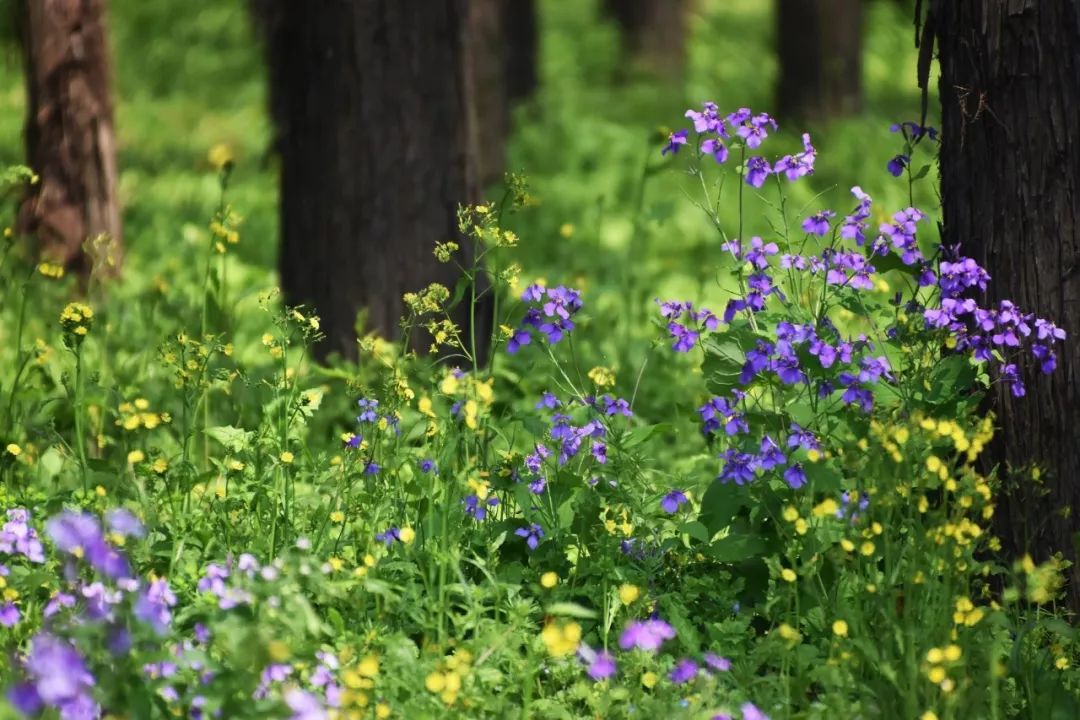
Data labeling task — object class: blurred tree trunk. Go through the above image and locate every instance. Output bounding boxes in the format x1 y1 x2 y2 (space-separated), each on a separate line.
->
602 0 686 78
18 0 122 276
775 0 862 122
936 0 1080 607
259 0 483 359
504 0 538 103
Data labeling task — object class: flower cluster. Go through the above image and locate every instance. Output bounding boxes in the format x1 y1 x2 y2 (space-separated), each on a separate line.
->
507 284 584 353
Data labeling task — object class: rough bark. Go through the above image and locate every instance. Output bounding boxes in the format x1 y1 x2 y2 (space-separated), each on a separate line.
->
262 0 481 359
602 0 686 78
18 0 122 275
775 0 863 122
936 0 1080 608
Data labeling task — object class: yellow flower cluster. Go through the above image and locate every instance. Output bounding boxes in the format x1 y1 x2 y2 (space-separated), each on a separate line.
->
424 649 472 706
339 653 380 714
541 620 581 657
116 398 171 432
403 283 450 316
439 371 494 431
587 366 616 388
923 644 963 694
38 262 64 279
952 597 985 626
59 302 93 339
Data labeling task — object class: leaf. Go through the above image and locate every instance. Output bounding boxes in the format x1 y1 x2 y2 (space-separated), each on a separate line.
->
925 354 976 405
621 423 672 449
699 479 748 535
912 163 932 181
546 602 598 619
706 532 767 563
679 521 710 543
205 425 253 452
701 324 762 398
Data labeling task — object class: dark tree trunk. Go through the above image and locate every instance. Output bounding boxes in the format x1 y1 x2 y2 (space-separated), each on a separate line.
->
775 0 863 122
468 0 511 187
262 0 481 360
18 0 122 276
602 0 687 78
504 0 538 103
936 0 1080 608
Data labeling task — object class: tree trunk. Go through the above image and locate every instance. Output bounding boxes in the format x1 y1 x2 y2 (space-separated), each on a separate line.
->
262 0 481 360
468 0 510 187
936 0 1080 608
775 0 863 123
602 0 687 78
504 0 538 103
18 0 122 276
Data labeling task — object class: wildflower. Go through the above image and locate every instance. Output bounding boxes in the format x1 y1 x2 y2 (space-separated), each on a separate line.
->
661 490 688 513
0 603 20 627
285 688 327 720
542 620 582 657
783 463 807 489
669 659 699 684
618 584 640 604
741 703 771 720
780 568 797 583
801 210 835 236
134 578 177 635
662 129 689 156
280 451 295 464
641 671 658 688
580 645 617 680
375 527 401 546
744 156 772 188
46 510 130 579
1 509 46 563
10 633 98 718
463 494 499 521
832 620 849 637
6 443 21 457
619 618 676 651
399 527 416 544
515 523 544 550
887 154 910 177
704 653 731 672
540 571 559 588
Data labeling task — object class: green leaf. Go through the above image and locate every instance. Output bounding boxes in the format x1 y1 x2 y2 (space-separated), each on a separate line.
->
706 532 767 563
546 602 598 619
205 425 253 452
699 480 748 535
621 423 672 449
701 323 762 397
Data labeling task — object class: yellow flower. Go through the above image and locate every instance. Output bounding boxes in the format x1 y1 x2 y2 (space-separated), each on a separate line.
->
357 654 379 678
398 527 415 544
777 623 802 645
920 712 940 720
926 455 943 473
6 443 22 457
541 621 581 657
280 451 294 464
126 450 145 465
330 511 345 524
375 703 391 719
794 518 808 535
927 666 946 684
840 539 855 553
832 620 849 637
588 366 616 387
418 396 436 417
559 223 574 238
860 541 876 556
641 671 658 688
207 143 234 169
425 672 446 693
618 584 640 604
943 644 962 662
813 498 839 518
780 568 797 583
782 505 799 522
1056 656 1069 670
540 572 559 589
926 647 944 664
151 458 168 474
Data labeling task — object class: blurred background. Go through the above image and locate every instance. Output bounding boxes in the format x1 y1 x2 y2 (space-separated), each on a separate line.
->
0 0 936 358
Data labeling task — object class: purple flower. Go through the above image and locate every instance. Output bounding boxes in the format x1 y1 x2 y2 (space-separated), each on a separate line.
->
0 602 20 627
20 634 97 711
134 578 177 635
375 527 401 546
46 510 130 579
661 490 688 513
105 508 144 538
600 395 633 417
704 653 732 672
719 449 756 485
579 646 617 680
686 102 723 133
887 154 909 177
285 688 328 720
742 703 771 720
701 137 729 164
463 494 499 521
774 133 817 181
507 328 532 353
420 458 437 474
356 398 379 423
783 463 807 489
619 618 676 651
662 129 689 156
745 156 772 188
670 658 699 684
536 392 561 410
591 442 607 464
699 394 748 436
364 461 380 475
1000 363 1026 397
801 210 835 237
754 435 787 471
1 509 46 563
515 523 544 550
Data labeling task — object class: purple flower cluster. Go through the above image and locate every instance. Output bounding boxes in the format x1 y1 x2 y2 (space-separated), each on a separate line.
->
1 508 46 563
8 634 99 719
619 618 676 651
666 103 816 188
921 253 1065 396
658 299 719 352
508 284 584 353
710 421 821 490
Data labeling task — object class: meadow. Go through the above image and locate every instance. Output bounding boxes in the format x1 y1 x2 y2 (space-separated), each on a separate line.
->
0 1 1078 718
